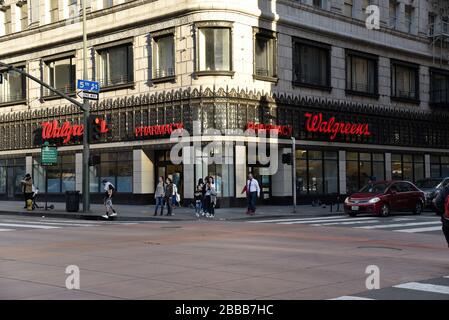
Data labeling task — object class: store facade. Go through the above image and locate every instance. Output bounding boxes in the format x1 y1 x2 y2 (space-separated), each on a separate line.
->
0 87 448 206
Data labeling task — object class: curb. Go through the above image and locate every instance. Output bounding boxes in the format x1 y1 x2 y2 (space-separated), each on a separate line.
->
0 208 346 222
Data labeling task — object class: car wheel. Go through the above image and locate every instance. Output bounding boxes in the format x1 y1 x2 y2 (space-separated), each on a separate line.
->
413 202 423 215
348 212 357 217
380 204 390 217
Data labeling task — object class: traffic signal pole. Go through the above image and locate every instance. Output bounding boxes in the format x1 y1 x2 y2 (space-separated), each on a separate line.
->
292 137 296 213
82 0 90 213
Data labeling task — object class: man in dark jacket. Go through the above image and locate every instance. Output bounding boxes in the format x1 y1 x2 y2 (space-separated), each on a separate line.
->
164 177 174 216
434 184 449 247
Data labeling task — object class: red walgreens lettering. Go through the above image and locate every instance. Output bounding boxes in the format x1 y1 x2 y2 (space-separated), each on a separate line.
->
42 120 84 144
304 112 371 140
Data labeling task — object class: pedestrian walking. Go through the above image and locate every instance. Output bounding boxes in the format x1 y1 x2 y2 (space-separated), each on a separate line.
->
102 179 117 219
194 178 204 218
201 176 210 216
21 174 33 211
241 173 260 215
434 183 449 247
154 176 165 216
164 177 174 216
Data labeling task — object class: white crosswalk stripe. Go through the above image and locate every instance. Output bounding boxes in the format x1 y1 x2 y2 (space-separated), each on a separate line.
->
329 296 374 300
252 215 442 233
0 218 118 233
396 226 442 233
394 282 449 295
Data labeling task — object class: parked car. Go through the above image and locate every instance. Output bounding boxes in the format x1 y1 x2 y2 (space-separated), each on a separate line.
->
344 180 425 217
415 177 449 209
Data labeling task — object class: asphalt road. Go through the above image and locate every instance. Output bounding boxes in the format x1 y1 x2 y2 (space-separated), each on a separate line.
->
1 212 449 300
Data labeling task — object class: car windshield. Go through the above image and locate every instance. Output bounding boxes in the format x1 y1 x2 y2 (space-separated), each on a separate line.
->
415 179 440 189
359 183 387 194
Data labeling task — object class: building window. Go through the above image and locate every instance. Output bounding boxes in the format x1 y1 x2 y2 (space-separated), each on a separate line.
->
430 69 449 107
389 0 397 28
68 0 78 18
3 6 11 35
43 56 76 96
152 33 175 80
197 27 231 72
346 51 378 96
313 0 327 9
18 2 28 31
391 154 424 183
404 5 413 33
391 61 419 102
296 150 339 195
49 0 58 23
292 39 330 90
430 155 449 178
346 152 385 194
103 0 113 9
253 29 277 80
97 43 134 88
343 0 353 17
0 67 26 104
90 152 133 193
30 0 39 24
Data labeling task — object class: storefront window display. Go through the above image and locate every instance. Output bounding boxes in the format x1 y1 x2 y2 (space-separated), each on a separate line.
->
346 152 385 194
0 158 25 196
90 151 133 193
391 154 424 183
33 155 76 193
430 155 449 178
296 150 339 195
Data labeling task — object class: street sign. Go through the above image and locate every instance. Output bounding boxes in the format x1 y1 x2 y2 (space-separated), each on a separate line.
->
41 142 58 166
77 79 100 93
77 91 99 101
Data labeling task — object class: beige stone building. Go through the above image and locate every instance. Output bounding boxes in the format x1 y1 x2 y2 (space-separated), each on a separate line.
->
0 0 448 206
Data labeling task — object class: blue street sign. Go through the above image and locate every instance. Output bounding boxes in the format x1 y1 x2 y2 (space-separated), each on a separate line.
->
77 79 100 93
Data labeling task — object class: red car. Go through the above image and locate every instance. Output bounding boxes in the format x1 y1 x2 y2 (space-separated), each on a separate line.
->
344 180 425 217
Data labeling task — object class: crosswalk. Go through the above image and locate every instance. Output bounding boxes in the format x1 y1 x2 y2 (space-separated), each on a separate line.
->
251 214 443 234
331 275 449 300
0 217 115 233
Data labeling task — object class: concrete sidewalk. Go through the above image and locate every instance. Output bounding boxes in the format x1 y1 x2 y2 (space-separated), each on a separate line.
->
0 200 345 221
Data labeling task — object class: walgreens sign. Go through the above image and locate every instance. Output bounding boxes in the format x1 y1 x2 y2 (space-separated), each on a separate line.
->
304 112 371 140
42 119 108 144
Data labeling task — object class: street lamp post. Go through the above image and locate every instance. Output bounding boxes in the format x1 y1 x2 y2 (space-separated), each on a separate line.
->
81 0 90 212
292 137 296 213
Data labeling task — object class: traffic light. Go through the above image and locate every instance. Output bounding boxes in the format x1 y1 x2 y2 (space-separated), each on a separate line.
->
88 115 103 143
282 153 293 165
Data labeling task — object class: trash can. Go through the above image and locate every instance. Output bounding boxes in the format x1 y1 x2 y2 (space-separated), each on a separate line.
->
66 191 80 212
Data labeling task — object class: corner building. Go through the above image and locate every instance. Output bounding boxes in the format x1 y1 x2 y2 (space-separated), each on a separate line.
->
0 0 448 206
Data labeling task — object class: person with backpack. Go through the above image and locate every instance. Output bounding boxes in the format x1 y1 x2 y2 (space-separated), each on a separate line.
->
434 184 449 247
164 177 174 216
102 179 117 219
154 176 165 216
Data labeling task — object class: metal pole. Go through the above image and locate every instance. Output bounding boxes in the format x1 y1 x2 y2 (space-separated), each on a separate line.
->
82 0 90 212
291 137 296 213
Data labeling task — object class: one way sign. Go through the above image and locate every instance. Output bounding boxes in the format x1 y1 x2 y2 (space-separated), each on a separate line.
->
77 91 99 101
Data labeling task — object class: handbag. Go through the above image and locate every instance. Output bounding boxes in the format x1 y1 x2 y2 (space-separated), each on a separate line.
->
176 193 181 203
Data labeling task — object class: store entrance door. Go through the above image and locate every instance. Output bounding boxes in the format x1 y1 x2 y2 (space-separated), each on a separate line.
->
157 164 183 198
248 166 272 204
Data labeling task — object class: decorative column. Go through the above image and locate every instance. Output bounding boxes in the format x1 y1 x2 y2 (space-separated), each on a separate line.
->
133 149 155 194
425 154 431 178
339 150 346 195
235 145 247 199
385 153 392 180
